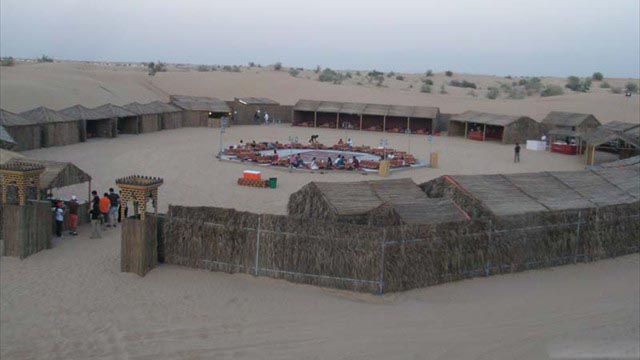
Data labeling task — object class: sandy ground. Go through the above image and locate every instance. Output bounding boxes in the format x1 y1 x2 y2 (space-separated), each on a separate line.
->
1 225 638 359
1 62 639 124
20 125 588 214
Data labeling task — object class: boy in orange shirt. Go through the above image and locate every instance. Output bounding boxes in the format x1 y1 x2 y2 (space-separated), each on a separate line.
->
99 193 111 228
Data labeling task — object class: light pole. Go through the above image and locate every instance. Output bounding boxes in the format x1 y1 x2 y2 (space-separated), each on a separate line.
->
379 138 388 159
405 128 412 154
218 116 227 159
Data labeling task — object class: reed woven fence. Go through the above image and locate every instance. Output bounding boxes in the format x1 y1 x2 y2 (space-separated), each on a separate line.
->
162 202 639 293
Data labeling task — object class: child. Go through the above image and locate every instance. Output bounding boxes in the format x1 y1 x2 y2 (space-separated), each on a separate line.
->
53 202 64 237
68 196 79 236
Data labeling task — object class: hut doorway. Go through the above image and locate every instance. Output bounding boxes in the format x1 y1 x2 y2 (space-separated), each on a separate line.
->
293 111 315 127
384 116 407 133
484 125 504 142
316 112 337 128
117 116 139 134
339 114 361 130
362 115 383 132
409 118 431 135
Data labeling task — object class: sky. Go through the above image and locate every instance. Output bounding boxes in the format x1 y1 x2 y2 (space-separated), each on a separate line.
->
1 0 639 78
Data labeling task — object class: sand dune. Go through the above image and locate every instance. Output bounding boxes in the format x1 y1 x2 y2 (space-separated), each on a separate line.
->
1 62 638 124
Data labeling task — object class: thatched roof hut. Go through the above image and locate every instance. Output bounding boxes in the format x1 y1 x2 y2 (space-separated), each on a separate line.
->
292 99 439 133
584 122 640 166
19 107 80 147
0 109 42 150
122 102 161 133
170 95 231 127
0 149 25 164
0 125 17 150
288 178 467 226
93 103 138 136
59 105 116 139
147 101 183 129
5 157 92 194
448 111 542 144
421 168 639 219
542 111 601 147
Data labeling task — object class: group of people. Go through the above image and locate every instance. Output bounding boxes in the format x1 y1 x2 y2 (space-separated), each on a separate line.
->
88 188 122 239
50 188 122 239
254 110 270 125
290 154 361 171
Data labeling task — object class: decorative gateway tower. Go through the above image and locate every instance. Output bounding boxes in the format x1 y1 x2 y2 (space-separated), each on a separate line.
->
116 175 163 276
0 162 51 258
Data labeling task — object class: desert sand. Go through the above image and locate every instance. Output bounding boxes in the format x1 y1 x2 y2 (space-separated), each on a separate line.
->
1 62 639 359
0 125 636 359
1 62 639 125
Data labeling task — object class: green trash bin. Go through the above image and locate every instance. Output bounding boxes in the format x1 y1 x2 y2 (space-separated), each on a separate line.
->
268 177 277 189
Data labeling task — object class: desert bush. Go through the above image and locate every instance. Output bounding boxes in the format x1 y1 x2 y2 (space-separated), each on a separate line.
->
486 87 500 99
274 62 282 71
467 90 478 97
248 62 255 67
421 84 432 93
504 75 512 79
318 68 345 84
449 79 477 89
625 82 638 93
222 65 240 72
396 75 405 81
426 70 434 77
366 70 384 84
314 65 321 74
506 87 526 99
592 72 603 81
345 72 352 78
540 85 564 97
499 82 512 92
355 71 361 76
387 71 395 78
197 65 210 72
423 78 434 85
439 84 447 94
611 87 623 94
445 70 453 77
565 76 591 92
37 54 53 63
376 77 385 87
289 68 300 77
1 57 15 66
600 81 611 88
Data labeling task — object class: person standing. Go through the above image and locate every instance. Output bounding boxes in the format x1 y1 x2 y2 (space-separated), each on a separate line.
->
264 112 269 125
99 193 111 228
89 201 102 239
68 196 79 236
514 142 521 163
108 188 120 228
53 201 64 238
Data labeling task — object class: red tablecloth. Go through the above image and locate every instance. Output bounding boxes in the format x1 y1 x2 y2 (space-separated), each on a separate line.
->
551 143 577 155
468 132 484 141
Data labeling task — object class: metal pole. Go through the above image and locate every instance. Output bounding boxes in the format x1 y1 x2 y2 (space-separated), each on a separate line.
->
254 216 261 276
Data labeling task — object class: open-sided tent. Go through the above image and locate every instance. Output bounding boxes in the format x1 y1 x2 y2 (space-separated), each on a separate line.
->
288 178 467 226
292 99 439 134
542 111 601 152
19 107 80 147
448 111 542 144
5 157 92 198
59 105 115 139
0 125 17 150
585 123 640 166
170 95 231 127
0 109 42 150
93 104 137 136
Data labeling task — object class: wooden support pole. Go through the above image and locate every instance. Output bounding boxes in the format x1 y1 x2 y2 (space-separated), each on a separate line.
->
483 124 487 141
359 114 363 131
407 117 410 133
464 122 468 138
336 113 339 129
314 112 317 128
383 116 387 133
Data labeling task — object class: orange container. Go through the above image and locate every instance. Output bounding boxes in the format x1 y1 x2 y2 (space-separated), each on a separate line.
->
243 170 261 180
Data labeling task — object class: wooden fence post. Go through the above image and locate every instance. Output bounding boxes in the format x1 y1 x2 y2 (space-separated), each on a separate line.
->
378 228 386 295
574 211 581 263
254 216 261 276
